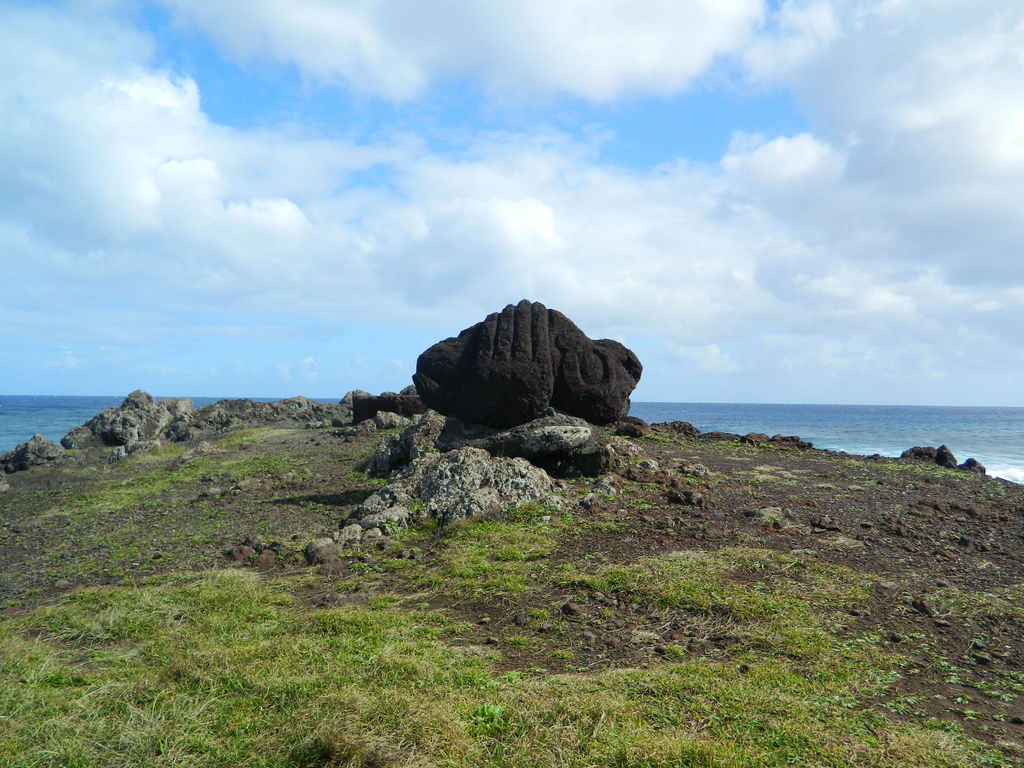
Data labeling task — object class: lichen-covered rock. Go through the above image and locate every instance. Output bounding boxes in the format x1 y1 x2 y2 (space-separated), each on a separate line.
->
414 299 642 427
367 411 445 476
437 412 595 460
1 434 66 473
357 447 555 525
373 411 414 430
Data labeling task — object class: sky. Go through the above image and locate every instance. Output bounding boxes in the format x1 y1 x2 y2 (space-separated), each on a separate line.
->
2 0 1024 405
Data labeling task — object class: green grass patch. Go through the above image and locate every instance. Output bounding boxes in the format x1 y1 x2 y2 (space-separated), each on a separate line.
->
1 567 1009 767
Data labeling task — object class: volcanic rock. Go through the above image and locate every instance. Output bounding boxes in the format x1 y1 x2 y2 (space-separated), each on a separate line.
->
352 394 426 424
1 434 66 473
413 299 642 427
62 390 185 449
900 445 959 470
356 446 556 526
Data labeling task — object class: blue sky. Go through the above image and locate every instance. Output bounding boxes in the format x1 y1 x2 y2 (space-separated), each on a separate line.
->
3 0 1024 405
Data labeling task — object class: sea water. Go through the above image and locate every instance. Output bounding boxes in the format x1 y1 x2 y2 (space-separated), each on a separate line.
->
630 402 1024 484
1 396 1021 484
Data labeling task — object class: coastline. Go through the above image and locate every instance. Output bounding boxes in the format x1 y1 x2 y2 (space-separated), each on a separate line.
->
5 396 1021 483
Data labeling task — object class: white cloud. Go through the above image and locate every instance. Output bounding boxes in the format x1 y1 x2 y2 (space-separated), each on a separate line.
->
160 0 765 101
4 1 1024 405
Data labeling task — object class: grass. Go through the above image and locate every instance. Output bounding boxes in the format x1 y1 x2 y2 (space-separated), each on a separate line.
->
1 562 1010 767
3 423 1021 766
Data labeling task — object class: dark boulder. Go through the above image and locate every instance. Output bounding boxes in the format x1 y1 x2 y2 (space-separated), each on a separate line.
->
650 421 701 438
615 417 651 438
414 299 642 427
958 457 987 475
900 445 958 469
770 434 813 450
352 394 426 424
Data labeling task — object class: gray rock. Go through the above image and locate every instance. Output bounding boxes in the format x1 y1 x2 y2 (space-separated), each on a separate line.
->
304 538 338 565
64 390 177 449
359 506 412 532
175 396 346 439
357 446 554 525
0 475 10 492
437 412 595 460
593 475 618 496
1 434 66 473
679 463 712 479
107 446 127 463
373 411 414 430
367 410 445 476
161 397 194 419
336 524 364 546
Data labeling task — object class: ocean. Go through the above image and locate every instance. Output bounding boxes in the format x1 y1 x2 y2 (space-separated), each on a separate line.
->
1 396 1021 484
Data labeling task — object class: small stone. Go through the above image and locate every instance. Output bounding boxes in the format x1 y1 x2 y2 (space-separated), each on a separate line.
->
478 616 492 625
911 597 934 617
512 612 528 627
561 601 584 617
581 630 597 643
303 538 337 565
54 578 72 589
485 636 499 645
253 549 277 571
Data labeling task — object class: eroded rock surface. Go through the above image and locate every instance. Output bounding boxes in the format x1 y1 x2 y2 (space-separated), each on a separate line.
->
1 434 66 473
354 446 557 530
414 299 642 427
62 391 186 450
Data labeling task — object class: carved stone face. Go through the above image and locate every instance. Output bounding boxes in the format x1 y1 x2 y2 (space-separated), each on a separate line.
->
414 299 642 427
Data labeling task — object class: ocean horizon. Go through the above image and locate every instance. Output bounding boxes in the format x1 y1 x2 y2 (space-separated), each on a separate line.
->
1 395 1021 484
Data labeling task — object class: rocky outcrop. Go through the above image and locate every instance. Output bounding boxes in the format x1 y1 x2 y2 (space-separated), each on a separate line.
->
352 447 557 531
60 390 364 448
62 391 187 450
367 410 604 478
168 396 347 441
367 411 445 476
1 434 66 473
959 457 987 474
900 445 986 475
414 299 642 428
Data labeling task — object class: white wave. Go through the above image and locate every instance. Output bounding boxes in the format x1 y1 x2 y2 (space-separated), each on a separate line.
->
989 465 1024 484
